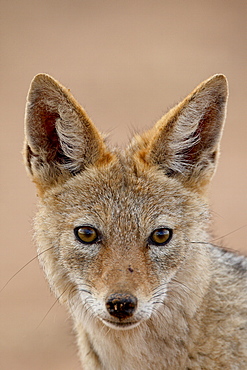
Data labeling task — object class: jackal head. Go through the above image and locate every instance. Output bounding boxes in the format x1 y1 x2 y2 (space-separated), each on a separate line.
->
24 74 227 330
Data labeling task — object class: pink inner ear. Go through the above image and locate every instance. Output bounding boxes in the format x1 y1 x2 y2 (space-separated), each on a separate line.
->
181 103 220 165
42 111 60 138
42 111 61 160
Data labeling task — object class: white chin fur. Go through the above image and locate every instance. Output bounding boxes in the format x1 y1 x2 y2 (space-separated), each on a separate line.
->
100 318 142 330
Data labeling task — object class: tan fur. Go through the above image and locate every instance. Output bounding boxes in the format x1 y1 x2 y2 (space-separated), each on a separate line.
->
24 74 247 369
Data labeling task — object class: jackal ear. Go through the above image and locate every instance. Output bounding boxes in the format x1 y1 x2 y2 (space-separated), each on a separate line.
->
134 74 228 192
24 74 111 192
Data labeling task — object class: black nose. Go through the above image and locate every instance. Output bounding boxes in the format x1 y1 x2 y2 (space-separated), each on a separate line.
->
105 293 137 320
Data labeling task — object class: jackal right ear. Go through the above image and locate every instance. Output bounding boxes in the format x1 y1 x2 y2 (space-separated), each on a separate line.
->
24 74 111 193
131 74 228 193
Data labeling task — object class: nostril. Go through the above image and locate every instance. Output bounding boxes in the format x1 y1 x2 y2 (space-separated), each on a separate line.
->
106 293 137 320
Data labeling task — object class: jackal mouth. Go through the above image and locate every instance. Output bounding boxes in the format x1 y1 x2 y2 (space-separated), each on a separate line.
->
100 318 142 330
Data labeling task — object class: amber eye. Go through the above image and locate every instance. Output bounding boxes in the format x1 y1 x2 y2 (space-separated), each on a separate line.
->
74 226 99 244
149 228 172 246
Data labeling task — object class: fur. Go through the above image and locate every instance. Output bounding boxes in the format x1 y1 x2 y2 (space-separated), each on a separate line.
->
24 74 247 369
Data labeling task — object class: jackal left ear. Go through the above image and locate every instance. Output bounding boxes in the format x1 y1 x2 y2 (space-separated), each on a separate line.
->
134 74 228 192
24 74 112 193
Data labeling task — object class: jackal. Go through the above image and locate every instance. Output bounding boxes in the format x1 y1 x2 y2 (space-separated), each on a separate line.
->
24 74 247 369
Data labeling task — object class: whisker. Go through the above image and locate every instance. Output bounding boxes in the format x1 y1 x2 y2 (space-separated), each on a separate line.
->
210 225 247 242
191 240 238 254
79 288 92 295
170 277 201 300
189 225 247 253
151 304 171 323
34 285 70 330
1 246 54 292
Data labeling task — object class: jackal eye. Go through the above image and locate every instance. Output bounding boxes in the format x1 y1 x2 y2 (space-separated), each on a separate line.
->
149 228 172 246
74 226 99 244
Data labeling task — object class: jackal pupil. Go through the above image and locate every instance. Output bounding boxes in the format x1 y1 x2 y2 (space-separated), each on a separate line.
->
149 228 172 246
74 226 98 244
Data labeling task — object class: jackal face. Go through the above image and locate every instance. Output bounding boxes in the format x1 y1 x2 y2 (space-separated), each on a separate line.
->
24 74 227 330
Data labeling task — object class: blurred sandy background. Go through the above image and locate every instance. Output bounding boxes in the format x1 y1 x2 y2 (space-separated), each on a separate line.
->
1 1 246 369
